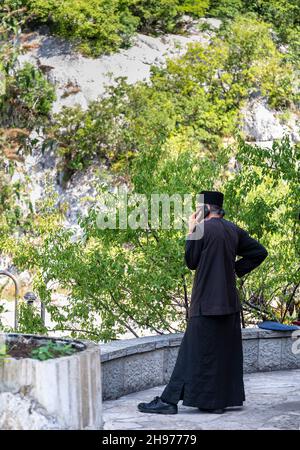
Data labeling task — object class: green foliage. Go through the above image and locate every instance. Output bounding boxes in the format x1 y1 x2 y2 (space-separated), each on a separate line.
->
220 16 297 108
15 137 226 341
243 0 300 38
17 302 48 335
1 62 56 128
31 341 76 360
10 0 208 56
48 15 297 175
127 0 208 33
208 0 243 18
48 77 178 175
3 0 300 59
0 4 56 246
0 4 55 128
250 0 300 63
224 137 300 323
0 343 11 362
13 136 299 340
1 3 299 339
207 1 300 63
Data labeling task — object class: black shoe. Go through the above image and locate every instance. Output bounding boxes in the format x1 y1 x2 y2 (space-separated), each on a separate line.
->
198 407 225 414
137 396 178 414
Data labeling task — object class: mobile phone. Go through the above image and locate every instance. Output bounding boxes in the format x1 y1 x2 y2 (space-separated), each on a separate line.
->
195 205 204 223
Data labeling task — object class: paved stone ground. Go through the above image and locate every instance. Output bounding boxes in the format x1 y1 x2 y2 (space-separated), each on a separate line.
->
103 369 300 430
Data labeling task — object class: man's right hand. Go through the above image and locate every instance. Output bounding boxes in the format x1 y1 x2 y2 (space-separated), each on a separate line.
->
188 212 197 234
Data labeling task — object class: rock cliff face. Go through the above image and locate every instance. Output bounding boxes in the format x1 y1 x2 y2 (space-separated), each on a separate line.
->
18 21 213 113
10 18 300 228
1 18 298 332
15 19 216 226
241 98 300 148
0 391 62 430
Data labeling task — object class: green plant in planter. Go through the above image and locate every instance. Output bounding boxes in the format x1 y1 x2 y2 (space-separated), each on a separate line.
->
31 341 77 361
17 302 48 335
0 343 11 362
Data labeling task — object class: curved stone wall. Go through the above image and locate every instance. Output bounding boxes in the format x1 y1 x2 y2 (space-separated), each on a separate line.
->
100 328 300 400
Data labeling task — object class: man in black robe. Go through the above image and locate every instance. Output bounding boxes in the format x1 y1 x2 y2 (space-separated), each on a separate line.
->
138 190 268 414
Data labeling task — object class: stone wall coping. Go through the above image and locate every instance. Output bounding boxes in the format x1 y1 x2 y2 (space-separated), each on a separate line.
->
100 327 296 362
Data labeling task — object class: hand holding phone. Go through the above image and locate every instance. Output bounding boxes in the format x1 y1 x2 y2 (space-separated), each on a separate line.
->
195 204 205 223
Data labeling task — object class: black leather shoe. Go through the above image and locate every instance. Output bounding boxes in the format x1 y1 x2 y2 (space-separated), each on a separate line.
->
198 407 225 414
137 396 178 414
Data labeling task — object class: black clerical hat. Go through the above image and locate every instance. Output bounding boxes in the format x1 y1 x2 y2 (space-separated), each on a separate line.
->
199 190 224 208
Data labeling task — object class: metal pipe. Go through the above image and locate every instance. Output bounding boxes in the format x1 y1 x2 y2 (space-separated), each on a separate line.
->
40 302 45 325
24 291 45 326
0 270 20 331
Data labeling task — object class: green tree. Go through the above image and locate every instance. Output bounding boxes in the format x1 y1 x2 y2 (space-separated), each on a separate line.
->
11 136 299 340
0 3 56 247
4 0 208 56
47 15 298 176
225 136 300 323
11 133 226 341
208 0 243 18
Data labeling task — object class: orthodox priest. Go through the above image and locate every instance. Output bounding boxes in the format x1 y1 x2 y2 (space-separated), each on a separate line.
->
138 190 268 414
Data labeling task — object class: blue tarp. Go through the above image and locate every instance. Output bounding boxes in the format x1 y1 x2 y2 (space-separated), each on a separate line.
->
258 321 300 331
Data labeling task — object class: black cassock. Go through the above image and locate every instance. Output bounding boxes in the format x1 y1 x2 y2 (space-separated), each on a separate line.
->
160 217 268 409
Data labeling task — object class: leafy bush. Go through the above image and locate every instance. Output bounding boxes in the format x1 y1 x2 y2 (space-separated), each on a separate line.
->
17 301 48 335
248 0 300 63
3 0 300 58
1 62 56 128
47 78 178 176
208 0 243 18
10 137 299 341
127 0 208 33
47 16 298 175
225 137 300 324
0 4 56 249
7 0 208 56
1 3 299 339
207 1 300 62
31 341 76 360
0 2 55 127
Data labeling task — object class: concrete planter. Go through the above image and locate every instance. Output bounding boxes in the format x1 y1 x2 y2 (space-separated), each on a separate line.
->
0 333 102 430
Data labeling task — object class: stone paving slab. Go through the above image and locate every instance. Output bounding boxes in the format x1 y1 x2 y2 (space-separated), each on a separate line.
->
103 369 300 430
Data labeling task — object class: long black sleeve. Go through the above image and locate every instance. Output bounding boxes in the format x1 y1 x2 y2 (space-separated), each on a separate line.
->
235 228 268 278
185 225 205 270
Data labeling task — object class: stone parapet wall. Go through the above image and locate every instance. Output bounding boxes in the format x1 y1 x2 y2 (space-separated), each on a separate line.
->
100 328 300 400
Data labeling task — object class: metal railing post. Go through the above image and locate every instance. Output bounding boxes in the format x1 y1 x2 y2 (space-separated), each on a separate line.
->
0 270 20 331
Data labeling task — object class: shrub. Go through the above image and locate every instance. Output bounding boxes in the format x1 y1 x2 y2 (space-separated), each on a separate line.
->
47 16 298 174
208 0 243 18
0 5 56 251
10 137 299 340
5 0 208 56
25 0 129 56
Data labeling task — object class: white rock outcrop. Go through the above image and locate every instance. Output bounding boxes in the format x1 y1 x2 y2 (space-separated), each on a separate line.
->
0 391 62 430
14 21 213 228
18 27 209 113
10 20 300 232
241 98 300 144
